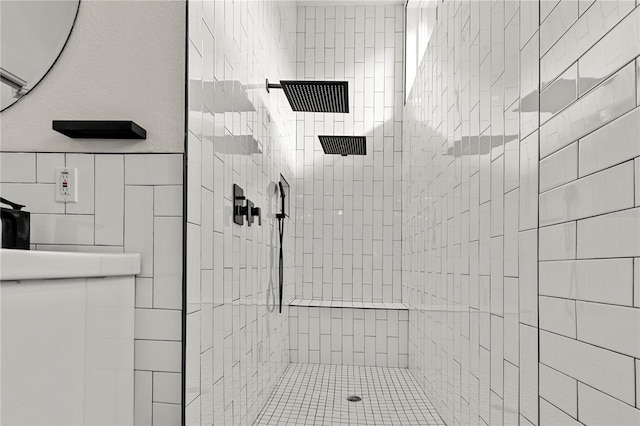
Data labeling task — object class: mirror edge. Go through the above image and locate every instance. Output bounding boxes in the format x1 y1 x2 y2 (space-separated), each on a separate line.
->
0 0 81 113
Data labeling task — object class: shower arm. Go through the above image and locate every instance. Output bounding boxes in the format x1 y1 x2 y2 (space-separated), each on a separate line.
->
265 79 282 93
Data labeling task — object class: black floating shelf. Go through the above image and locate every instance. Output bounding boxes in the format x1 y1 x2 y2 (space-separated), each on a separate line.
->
52 120 146 139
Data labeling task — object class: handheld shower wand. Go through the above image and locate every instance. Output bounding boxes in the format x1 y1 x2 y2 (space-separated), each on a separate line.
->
276 182 286 313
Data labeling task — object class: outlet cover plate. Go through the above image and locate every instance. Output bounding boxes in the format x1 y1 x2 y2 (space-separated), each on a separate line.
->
55 168 78 203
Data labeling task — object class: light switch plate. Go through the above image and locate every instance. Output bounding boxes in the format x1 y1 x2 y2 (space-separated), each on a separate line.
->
55 167 78 203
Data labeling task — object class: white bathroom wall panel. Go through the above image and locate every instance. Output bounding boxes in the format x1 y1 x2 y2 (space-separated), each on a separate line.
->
294 4 405 304
402 1 640 425
0 152 184 424
185 0 297 425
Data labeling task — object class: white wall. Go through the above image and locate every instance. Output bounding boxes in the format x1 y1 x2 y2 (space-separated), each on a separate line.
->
0 2 187 424
402 1 640 425
294 4 404 303
289 4 406 369
185 0 297 424
0 0 185 153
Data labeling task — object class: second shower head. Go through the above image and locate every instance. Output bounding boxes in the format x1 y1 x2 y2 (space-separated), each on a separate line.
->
318 135 366 156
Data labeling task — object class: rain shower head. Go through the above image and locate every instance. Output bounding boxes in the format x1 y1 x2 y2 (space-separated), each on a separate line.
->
318 135 366 156
266 79 349 113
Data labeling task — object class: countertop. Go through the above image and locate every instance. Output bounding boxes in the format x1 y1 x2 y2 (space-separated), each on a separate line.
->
0 249 140 281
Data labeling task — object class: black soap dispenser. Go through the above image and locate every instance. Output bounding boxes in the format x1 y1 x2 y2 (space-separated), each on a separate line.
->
1 197 30 250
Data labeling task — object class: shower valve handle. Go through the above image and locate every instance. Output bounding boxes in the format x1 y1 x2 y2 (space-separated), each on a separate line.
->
244 199 254 226
251 207 261 226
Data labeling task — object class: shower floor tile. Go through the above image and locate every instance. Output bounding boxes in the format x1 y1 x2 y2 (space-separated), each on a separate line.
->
253 364 445 426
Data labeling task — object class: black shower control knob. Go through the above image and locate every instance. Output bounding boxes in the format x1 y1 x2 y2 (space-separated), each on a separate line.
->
251 207 262 226
245 199 255 226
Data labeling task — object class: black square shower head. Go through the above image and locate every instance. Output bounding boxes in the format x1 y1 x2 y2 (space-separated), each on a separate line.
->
318 135 366 156
267 79 349 113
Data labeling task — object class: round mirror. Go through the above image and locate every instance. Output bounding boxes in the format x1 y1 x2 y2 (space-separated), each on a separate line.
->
1 0 80 111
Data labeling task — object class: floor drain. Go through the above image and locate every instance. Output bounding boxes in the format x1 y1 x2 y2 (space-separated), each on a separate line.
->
347 396 362 402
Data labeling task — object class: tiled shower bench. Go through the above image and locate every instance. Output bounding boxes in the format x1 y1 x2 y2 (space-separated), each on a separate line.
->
289 299 409 368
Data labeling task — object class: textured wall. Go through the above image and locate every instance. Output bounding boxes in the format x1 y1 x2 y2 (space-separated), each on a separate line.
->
294 4 405 303
402 0 640 425
185 0 297 424
0 0 185 153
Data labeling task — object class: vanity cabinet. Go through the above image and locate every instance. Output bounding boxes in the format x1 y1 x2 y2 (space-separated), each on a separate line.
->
0 249 139 425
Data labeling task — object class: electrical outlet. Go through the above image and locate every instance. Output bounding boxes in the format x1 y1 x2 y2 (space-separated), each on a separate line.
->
55 168 78 203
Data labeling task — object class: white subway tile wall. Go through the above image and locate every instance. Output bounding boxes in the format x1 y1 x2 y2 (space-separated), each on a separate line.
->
288 4 406 370
31 214 94 245
3 2 639 425
0 152 184 424
402 1 640 425
0 152 36 182
294 4 405 305
289 306 409 368
185 0 297 425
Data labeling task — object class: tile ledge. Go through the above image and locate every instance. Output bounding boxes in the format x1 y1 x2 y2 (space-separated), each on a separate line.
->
289 299 408 310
